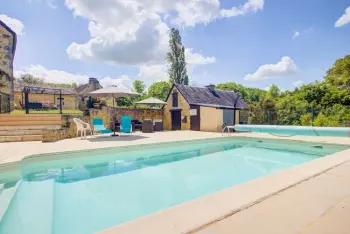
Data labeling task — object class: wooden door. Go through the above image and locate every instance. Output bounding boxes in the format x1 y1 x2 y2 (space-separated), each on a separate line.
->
171 110 181 130
190 105 200 131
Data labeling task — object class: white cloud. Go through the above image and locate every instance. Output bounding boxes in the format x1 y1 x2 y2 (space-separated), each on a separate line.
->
64 0 262 67
0 14 25 36
15 64 132 89
138 64 168 83
292 31 300 39
293 80 303 87
335 6 350 27
220 0 264 18
99 75 133 89
15 65 89 84
185 48 216 65
244 56 297 81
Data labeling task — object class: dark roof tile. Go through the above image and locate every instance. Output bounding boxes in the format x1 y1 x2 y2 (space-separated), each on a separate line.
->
175 84 248 109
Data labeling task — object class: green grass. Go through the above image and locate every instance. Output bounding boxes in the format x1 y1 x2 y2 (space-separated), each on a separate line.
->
11 109 83 115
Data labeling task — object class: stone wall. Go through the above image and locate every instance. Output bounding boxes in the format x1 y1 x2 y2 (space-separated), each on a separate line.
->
0 20 16 112
91 106 163 130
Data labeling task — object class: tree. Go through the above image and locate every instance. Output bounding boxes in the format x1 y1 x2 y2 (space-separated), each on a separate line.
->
266 85 280 99
325 55 350 90
167 27 189 85
18 74 44 85
133 80 146 94
147 81 172 101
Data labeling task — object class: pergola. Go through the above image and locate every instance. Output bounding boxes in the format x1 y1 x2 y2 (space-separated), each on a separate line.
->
22 85 64 114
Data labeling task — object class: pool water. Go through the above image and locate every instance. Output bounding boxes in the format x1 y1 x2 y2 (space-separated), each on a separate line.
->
0 137 348 234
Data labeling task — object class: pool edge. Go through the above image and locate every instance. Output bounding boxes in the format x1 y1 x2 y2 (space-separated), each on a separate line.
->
97 148 350 234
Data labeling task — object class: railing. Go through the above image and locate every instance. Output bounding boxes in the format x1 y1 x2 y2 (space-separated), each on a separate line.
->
0 91 10 114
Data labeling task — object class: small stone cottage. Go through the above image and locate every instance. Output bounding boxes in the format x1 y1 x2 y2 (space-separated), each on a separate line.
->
163 84 249 132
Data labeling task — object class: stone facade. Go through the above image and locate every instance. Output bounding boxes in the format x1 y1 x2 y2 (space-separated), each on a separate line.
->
163 86 191 130
0 20 16 112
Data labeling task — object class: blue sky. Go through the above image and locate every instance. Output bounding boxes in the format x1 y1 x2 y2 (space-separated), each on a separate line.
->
1 0 350 90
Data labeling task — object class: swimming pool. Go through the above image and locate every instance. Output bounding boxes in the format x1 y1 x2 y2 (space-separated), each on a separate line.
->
234 125 350 137
0 137 348 234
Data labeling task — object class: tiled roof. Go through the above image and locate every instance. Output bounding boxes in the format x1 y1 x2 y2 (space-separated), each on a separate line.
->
175 84 248 109
14 82 77 95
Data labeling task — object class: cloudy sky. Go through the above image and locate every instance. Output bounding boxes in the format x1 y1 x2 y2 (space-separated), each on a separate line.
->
1 0 350 90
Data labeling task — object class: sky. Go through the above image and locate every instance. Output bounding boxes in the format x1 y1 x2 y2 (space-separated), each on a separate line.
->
1 0 350 91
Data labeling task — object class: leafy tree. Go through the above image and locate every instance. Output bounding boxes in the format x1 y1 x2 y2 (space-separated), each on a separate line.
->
147 81 172 101
18 74 44 85
266 84 280 99
216 82 266 102
167 28 189 85
133 80 146 94
116 97 133 107
325 54 350 90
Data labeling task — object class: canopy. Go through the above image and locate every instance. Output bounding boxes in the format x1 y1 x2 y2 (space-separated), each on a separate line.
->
89 86 139 98
89 86 139 107
135 97 167 105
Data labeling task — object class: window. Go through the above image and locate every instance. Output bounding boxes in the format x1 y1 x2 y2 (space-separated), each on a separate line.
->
172 92 178 107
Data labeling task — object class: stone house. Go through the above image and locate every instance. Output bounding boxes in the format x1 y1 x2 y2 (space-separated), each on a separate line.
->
163 84 249 132
75 77 103 110
0 20 16 113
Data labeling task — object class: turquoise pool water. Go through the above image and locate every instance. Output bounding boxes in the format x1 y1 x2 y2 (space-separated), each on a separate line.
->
234 124 350 137
0 137 348 234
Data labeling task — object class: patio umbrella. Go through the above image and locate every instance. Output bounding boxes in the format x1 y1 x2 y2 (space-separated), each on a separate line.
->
89 86 140 107
135 97 167 106
135 97 167 121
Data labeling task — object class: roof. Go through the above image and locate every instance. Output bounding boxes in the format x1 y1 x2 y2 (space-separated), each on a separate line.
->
174 84 248 109
136 97 167 105
14 82 77 95
75 81 103 95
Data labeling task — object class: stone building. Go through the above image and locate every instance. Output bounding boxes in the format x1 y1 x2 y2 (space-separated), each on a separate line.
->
163 84 248 132
0 20 17 113
75 77 103 110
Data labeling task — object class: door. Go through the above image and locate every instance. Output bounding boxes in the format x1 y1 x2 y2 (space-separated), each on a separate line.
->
171 110 181 130
190 105 200 131
223 109 234 126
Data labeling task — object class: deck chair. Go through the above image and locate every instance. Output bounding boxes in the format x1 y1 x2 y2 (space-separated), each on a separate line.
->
120 116 132 135
92 118 113 136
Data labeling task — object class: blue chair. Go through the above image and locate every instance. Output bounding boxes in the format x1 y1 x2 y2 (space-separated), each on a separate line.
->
92 118 113 136
120 116 132 134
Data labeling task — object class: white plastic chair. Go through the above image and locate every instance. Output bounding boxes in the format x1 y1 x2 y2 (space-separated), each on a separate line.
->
73 118 86 139
78 119 93 138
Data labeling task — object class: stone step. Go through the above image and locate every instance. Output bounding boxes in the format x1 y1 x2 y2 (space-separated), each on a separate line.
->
0 120 62 126
0 129 43 136
0 125 61 130
0 135 43 143
0 114 61 121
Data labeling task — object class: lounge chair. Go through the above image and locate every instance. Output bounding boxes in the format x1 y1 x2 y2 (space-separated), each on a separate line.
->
92 118 113 136
120 116 132 135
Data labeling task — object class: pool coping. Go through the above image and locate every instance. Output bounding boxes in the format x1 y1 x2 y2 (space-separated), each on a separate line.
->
98 148 350 234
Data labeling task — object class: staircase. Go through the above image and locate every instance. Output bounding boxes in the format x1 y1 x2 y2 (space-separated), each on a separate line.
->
0 114 61 142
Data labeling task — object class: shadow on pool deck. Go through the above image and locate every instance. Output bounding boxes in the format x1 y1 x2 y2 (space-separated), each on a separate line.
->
88 135 149 142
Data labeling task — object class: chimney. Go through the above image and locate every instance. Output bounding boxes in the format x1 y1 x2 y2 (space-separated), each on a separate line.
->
89 77 99 90
205 84 215 91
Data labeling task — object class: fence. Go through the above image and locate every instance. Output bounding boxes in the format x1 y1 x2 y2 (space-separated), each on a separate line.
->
0 91 10 114
247 107 350 127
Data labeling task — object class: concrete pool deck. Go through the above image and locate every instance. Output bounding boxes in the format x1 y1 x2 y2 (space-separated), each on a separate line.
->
0 131 350 234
